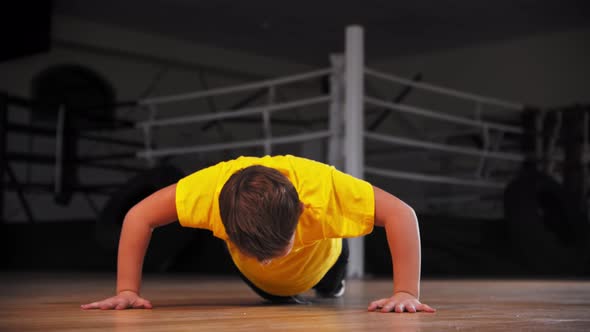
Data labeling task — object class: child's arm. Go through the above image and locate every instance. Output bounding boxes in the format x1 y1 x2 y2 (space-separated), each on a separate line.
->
367 186 436 313
81 183 179 310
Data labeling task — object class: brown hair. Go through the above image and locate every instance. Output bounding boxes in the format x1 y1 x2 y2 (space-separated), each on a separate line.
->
219 165 301 262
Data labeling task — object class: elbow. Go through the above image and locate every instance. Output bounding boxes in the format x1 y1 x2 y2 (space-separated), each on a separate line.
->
124 204 140 223
387 204 418 230
398 199 417 222
408 206 417 219
400 200 416 217
405 206 419 228
373 186 417 227
123 205 153 230
125 203 171 231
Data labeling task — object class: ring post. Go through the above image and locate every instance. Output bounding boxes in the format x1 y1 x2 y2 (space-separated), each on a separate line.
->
328 54 345 168
344 25 365 278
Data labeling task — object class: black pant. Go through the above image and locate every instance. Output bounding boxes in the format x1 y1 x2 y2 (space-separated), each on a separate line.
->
236 239 349 303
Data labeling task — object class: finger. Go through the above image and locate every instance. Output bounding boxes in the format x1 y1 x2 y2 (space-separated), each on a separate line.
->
369 299 389 310
368 298 389 311
416 303 436 313
81 302 100 310
99 301 115 310
115 301 130 310
380 301 397 313
132 299 153 309
406 304 417 313
395 303 405 313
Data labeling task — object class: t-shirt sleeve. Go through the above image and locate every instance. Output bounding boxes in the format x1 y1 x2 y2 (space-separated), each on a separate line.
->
324 166 375 238
174 156 275 240
175 162 225 233
291 156 375 239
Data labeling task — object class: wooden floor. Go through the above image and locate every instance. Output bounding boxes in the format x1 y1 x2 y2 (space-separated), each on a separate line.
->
1 272 589 331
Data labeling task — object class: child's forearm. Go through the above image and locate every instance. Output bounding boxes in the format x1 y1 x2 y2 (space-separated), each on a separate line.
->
373 186 422 299
116 210 154 295
113 184 179 295
384 206 421 298
365 186 435 313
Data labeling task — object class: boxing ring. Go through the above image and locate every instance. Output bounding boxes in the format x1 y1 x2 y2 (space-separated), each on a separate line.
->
133 26 529 277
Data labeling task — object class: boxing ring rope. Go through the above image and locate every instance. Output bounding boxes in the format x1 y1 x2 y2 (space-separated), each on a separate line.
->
140 69 332 105
364 132 524 163
362 91 525 188
363 167 507 189
136 96 330 130
138 130 332 159
363 96 523 134
362 67 525 190
137 68 333 162
363 68 523 111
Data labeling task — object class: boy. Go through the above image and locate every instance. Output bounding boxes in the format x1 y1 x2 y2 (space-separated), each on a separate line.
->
81 155 435 313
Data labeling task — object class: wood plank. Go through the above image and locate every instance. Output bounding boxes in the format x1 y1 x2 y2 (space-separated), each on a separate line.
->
0 273 589 331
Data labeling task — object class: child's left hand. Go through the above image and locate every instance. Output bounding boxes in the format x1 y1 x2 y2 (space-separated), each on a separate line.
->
368 291 436 313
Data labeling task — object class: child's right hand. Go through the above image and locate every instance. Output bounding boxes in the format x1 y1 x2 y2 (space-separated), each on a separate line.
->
81 290 153 310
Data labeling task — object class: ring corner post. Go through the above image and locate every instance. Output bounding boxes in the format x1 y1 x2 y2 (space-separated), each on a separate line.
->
344 25 365 278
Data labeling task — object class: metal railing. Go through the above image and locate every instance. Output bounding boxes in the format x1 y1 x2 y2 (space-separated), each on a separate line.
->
137 68 333 163
364 68 526 189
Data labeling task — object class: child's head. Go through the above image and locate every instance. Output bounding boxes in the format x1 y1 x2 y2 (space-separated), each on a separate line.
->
219 165 301 262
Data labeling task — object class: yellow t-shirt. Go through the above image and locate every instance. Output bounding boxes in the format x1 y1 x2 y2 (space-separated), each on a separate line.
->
175 155 375 296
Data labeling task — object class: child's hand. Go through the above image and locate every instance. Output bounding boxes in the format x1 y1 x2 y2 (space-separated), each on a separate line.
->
368 291 435 313
81 290 153 310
